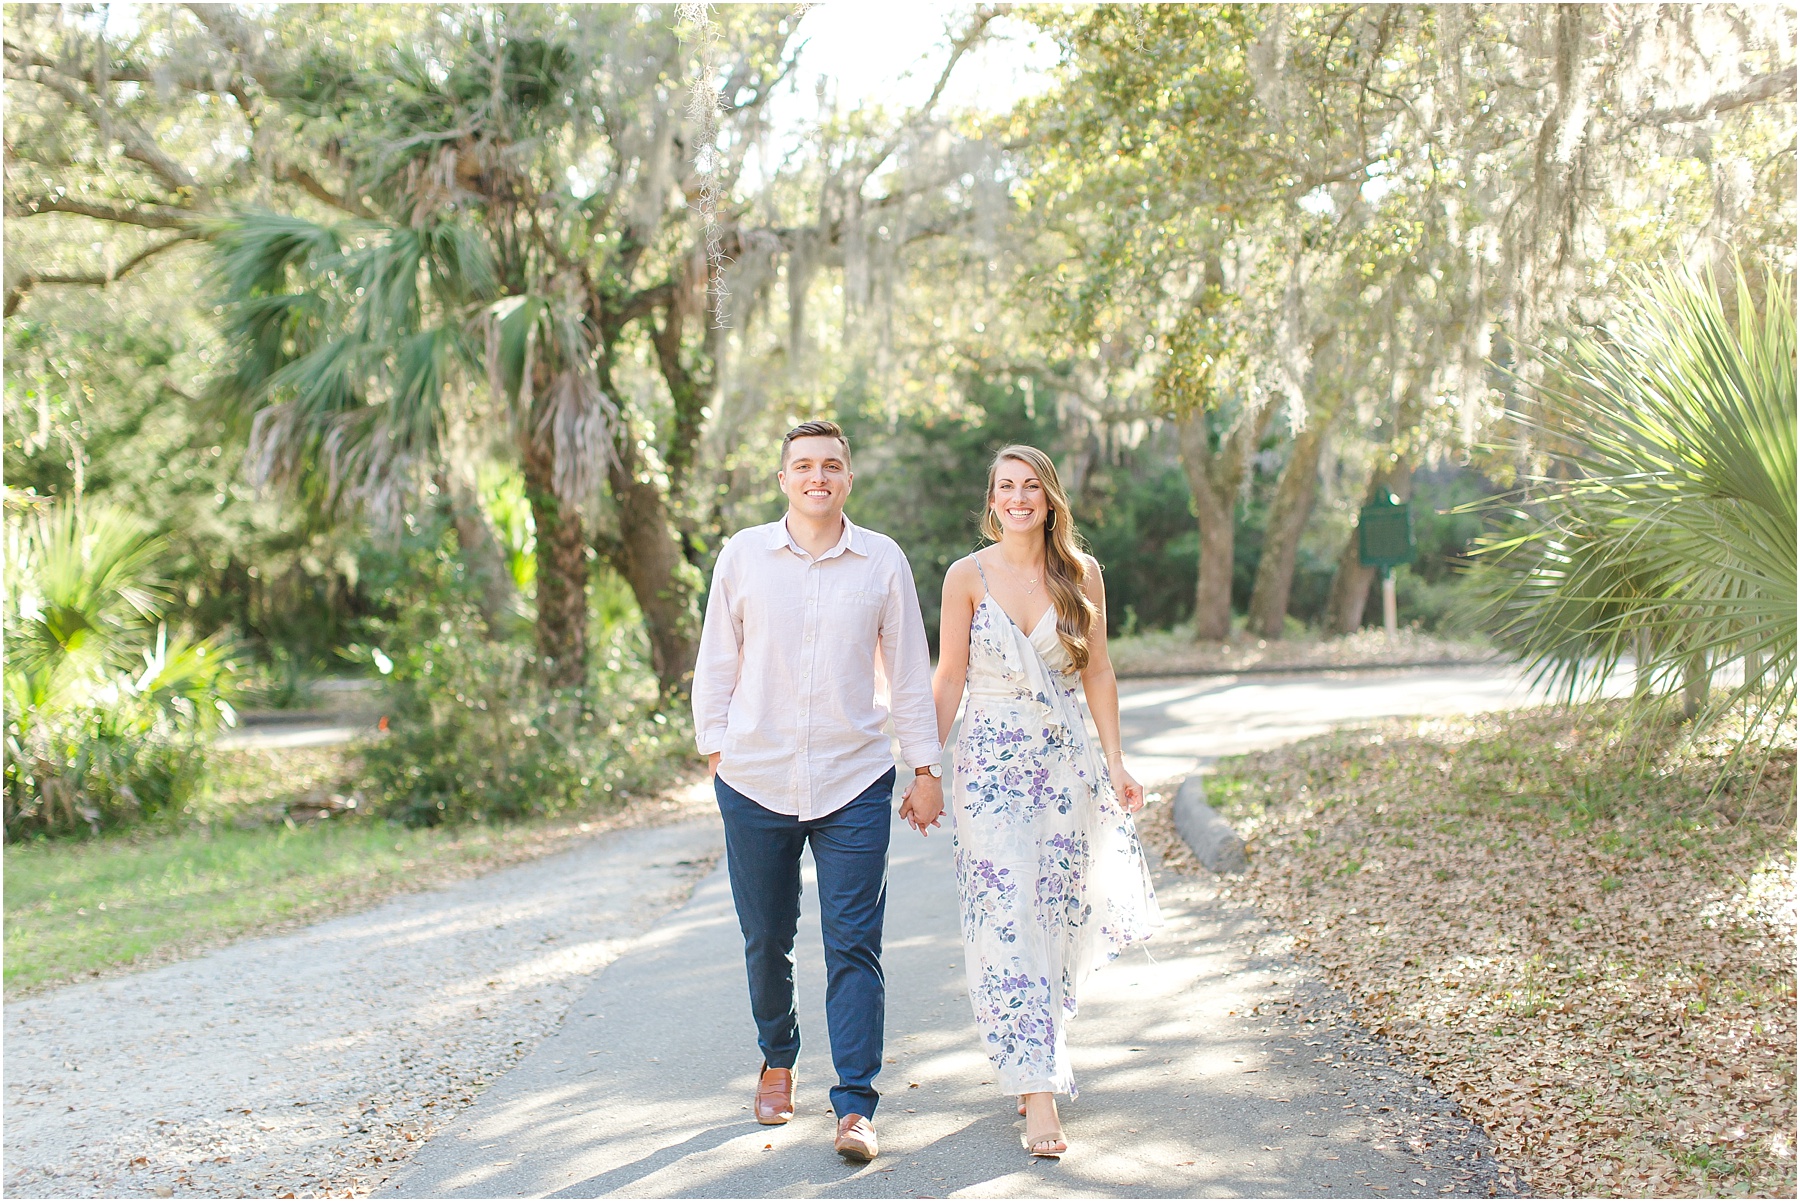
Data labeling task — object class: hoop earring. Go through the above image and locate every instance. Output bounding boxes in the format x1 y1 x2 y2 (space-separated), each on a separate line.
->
1046 510 1056 531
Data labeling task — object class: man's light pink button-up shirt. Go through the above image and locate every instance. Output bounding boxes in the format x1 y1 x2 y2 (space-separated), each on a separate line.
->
691 516 941 820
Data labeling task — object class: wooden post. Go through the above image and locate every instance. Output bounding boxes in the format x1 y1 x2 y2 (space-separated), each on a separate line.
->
1382 567 1397 639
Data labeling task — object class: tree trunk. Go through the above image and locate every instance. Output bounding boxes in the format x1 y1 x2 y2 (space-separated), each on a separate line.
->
1192 481 1236 642
1247 421 1327 639
605 435 700 701
436 469 519 635
1324 456 1414 635
520 441 590 691
650 265 712 502
1176 404 1273 642
1681 651 1709 719
1633 628 1654 699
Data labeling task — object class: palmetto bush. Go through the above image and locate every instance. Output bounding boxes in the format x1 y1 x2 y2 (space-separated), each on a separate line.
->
1475 259 1795 750
5 502 238 838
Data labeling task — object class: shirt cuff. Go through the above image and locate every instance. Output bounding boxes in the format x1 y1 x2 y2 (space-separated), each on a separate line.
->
900 741 944 773
696 730 727 756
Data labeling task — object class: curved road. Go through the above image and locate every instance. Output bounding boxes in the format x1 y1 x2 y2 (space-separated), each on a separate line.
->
7 665 1557 1199
389 665 1561 1199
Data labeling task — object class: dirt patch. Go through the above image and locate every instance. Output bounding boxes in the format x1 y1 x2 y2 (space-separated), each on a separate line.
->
6 767 716 999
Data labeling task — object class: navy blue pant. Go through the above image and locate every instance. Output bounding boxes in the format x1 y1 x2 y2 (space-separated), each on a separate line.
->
715 769 894 1120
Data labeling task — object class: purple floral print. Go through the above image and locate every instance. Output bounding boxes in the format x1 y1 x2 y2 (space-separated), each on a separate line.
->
951 592 1162 1098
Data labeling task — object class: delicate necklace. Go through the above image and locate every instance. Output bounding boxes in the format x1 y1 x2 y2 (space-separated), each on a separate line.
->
995 551 1043 596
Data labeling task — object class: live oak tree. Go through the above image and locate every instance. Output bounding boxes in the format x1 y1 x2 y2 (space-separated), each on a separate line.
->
11 3 1789 679
204 6 817 697
1014 5 1406 641
8 3 1030 700
1009 3 1795 640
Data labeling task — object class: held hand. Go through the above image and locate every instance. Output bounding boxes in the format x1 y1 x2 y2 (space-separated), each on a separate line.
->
1111 760 1144 814
707 752 720 778
899 774 945 835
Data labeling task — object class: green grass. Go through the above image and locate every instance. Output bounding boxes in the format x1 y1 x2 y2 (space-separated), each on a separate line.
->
5 820 486 994
1 800 668 996
4 737 698 996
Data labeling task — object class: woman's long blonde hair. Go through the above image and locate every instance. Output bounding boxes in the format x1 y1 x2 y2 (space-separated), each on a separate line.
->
981 444 1098 672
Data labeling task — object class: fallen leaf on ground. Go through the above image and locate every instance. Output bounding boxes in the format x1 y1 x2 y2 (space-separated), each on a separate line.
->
1141 704 1796 1199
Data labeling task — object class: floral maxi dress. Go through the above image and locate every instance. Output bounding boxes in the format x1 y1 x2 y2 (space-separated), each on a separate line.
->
951 575 1162 1097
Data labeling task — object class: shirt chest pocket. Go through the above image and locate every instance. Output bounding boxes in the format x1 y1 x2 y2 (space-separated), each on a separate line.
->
830 588 886 638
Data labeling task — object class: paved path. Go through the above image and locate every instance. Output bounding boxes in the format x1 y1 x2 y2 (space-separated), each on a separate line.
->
387 816 1504 1199
1114 663 1618 784
217 661 1598 758
8 665 1553 1198
389 665 1549 1198
3 816 724 1199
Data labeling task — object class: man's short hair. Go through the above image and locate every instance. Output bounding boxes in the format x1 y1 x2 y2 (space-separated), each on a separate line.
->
780 420 851 468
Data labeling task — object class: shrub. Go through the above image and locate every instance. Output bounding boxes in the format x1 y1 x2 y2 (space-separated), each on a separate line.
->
1474 258 1795 750
356 591 689 827
4 502 238 839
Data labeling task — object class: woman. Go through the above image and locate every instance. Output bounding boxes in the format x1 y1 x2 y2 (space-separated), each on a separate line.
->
931 444 1162 1159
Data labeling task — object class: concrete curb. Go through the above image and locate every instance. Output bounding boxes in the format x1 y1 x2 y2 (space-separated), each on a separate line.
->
1172 769 1248 875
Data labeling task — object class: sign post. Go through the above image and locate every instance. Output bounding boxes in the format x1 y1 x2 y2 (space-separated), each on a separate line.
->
1357 492 1417 639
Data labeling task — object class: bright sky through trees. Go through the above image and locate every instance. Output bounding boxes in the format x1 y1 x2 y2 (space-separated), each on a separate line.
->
766 1 1057 136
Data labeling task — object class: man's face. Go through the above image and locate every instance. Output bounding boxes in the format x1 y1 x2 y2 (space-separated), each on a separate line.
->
778 435 853 521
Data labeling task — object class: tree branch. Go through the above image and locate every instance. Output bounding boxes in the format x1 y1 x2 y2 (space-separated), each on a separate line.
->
855 5 1008 190
3 38 215 96
6 59 204 198
1292 157 1379 193
181 3 275 78
615 281 677 329
8 194 196 229
5 231 201 317
275 163 369 216
1634 67 1796 126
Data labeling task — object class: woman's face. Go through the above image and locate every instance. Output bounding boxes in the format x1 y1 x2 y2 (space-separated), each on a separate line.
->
990 457 1049 536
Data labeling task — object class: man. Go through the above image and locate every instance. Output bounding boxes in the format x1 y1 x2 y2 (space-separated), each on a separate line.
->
692 420 944 1164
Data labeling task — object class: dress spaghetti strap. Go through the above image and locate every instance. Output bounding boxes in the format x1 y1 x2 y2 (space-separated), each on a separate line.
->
973 554 990 593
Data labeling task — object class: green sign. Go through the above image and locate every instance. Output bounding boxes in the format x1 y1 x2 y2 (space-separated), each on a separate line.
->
1358 493 1416 570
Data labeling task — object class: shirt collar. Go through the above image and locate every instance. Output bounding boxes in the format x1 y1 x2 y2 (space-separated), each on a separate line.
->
768 514 866 561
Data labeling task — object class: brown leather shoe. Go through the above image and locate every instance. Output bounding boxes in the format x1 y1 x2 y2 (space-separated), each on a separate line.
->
834 1113 878 1162
754 1066 795 1125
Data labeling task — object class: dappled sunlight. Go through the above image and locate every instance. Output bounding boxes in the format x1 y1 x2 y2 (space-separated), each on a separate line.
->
1699 853 1797 930
5 2 1789 1200
884 933 941 949
1206 709 1798 1196
392 831 1490 1198
413 937 630 1011
2 822 723 1199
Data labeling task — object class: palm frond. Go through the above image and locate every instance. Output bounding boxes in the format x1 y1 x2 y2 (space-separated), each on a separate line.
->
482 292 616 504
209 206 501 527
130 624 240 733
1472 257 1796 754
208 208 346 299
6 503 167 682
